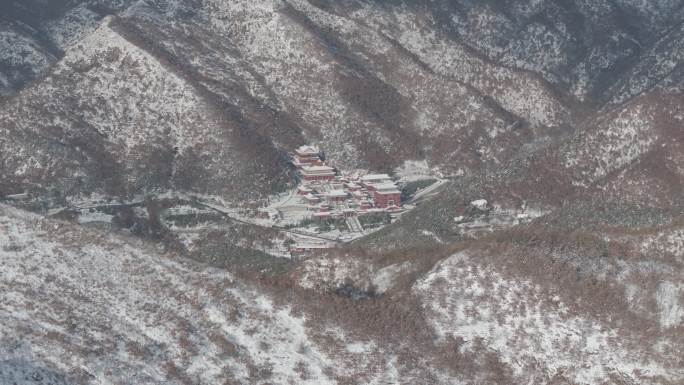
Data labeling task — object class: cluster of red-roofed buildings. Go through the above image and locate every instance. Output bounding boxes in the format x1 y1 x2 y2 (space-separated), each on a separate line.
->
291 145 402 219
292 146 336 182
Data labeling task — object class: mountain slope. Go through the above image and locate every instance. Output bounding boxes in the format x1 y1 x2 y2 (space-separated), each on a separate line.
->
0 204 433 384
0 2 683 384
3 202 683 384
0 16 289 200
0 0 572 202
2 0 683 203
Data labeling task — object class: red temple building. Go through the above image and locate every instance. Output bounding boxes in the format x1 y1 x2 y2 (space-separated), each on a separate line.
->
371 182 402 208
324 189 349 203
292 145 323 168
300 165 336 182
360 174 391 189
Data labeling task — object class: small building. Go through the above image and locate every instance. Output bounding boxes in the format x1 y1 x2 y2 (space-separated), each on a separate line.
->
300 165 336 182
372 182 402 208
290 241 335 255
360 173 391 187
324 189 348 203
470 199 489 211
292 145 324 168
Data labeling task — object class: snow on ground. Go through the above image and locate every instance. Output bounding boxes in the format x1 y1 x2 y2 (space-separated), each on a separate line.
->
0 72 9 94
0 14 268 199
605 225 684 330
420 230 444 244
45 5 102 50
0 27 54 87
565 102 656 186
455 206 550 237
383 6 567 129
204 291 336 383
57 17 212 153
76 210 114 224
413 251 684 385
393 160 435 183
656 281 684 329
296 256 416 296
297 256 370 292
371 262 414 295
200 0 379 169
0 204 402 384
636 228 684 259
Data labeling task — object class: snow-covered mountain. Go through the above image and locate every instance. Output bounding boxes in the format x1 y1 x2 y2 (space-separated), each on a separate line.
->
0 1 682 384
2 0 682 199
2 201 682 384
0 204 419 384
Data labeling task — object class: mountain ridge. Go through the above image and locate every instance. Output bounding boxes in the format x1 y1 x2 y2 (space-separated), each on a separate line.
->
0 1 682 384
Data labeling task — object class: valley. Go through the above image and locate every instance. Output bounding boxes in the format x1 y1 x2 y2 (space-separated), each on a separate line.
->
0 1 682 384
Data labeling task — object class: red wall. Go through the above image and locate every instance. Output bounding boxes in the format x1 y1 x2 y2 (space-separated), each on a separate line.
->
303 175 335 181
373 192 401 208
